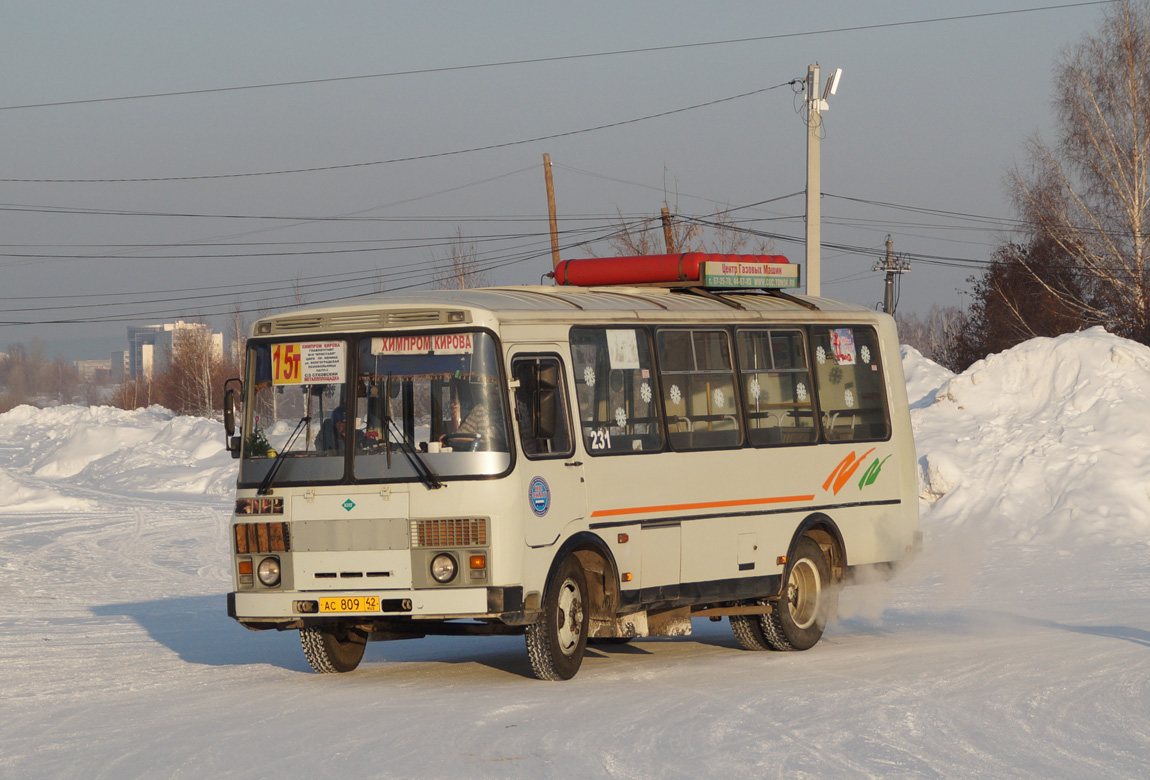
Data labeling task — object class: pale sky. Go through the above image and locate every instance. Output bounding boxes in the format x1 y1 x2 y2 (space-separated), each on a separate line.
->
0 1 1114 359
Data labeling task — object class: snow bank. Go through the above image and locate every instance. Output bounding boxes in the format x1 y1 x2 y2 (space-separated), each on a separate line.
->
901 344 954 408
0 404 236 499
910 327 1150 545
0 468 93 512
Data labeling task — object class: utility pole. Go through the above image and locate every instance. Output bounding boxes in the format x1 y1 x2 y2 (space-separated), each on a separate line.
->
660 207 676 254
805 63 822 298
543 153 560 270
873 234 910 315
805 63 842 299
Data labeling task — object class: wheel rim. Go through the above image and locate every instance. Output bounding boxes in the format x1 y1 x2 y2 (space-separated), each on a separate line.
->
786 558 822 630
555 576 584 656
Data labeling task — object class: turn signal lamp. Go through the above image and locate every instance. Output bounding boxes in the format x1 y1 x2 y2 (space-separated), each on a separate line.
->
469 554 487 570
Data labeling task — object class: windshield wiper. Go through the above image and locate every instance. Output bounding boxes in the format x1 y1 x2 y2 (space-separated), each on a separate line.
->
385 416 443 490
257 415 310 495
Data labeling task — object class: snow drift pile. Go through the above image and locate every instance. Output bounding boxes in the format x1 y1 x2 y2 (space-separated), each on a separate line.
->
0 404 236 508
907 326 1150 545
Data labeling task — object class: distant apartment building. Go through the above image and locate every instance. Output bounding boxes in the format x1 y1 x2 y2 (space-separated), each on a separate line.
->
110 351 129 384
126 321 224 380
73 359 112 383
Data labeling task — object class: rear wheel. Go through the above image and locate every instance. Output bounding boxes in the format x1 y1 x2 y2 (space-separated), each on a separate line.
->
729 611 773 651
300 624 367 673
764 536 833 651
525 555 589 680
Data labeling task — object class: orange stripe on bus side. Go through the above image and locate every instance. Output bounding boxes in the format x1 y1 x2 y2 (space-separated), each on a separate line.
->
590 494 817 519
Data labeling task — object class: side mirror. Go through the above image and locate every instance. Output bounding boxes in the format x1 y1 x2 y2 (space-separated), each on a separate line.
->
223 378 243 459
223 388 237 437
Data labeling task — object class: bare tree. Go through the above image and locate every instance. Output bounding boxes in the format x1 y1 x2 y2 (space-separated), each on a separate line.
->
1009 0 1150 342
434 227 489 289
896 305 971 372
152 328 228 416
599 201 774 258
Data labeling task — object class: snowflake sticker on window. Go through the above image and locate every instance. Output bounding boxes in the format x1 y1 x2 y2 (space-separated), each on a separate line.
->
669 384 682 405
583 365 596 388
816 346 827 365
712 388 726 408
640 382 652 403
796 382 809 402
844 389 855 408
614 407 627 428
860 345 871 365
750 377 762 401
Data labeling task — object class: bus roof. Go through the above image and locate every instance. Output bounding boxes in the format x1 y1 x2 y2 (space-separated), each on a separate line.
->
252 285 883 337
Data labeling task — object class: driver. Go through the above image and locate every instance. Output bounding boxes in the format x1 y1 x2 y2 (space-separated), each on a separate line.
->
315 405 364 452
441 396 491 443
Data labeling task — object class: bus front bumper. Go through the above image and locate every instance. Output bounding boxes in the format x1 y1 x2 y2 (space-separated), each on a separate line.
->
227 586 525 629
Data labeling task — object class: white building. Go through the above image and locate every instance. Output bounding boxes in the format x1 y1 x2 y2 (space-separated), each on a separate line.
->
127 321 224 381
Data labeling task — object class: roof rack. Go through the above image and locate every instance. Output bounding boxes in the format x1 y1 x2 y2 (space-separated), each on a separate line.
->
549 253 817 310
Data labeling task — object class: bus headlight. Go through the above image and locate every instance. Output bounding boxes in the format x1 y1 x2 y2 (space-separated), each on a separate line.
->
430 553 457 583
257 556 281 587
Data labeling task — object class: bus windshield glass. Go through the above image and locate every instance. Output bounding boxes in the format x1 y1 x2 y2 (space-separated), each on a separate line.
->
353 331 510 481
239 340 350 486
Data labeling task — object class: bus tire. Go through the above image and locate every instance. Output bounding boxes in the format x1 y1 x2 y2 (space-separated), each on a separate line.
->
764 536 831 651
730 611 774 651
525 555 589 680
300 625 367 673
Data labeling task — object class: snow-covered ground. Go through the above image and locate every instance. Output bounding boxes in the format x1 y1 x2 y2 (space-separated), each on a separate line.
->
3 330 1150 779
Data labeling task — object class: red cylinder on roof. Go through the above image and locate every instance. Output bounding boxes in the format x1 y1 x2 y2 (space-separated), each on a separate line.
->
553 253 790 286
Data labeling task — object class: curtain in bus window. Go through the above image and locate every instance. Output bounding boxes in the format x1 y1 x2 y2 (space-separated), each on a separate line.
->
655 329 742 450
570 328 663 454
736 329 816 446
810 326 890 442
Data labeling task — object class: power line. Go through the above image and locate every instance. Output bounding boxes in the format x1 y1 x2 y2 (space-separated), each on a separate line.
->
0 2 1115 112
1 84 792 183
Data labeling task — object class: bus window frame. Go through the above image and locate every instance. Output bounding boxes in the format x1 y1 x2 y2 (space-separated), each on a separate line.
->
569 325 666 457
653 326 745 453
734 326 819 449
510 353 577 461
808 324 893 445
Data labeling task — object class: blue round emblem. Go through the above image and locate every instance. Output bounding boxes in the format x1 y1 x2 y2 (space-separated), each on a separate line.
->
529 476 550 517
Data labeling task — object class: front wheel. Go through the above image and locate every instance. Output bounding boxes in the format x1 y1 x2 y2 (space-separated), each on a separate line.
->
300 625 367 673
525 555 589 680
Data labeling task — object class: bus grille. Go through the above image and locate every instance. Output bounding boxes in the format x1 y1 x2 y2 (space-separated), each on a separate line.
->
235 522 291 553
411 519 487 548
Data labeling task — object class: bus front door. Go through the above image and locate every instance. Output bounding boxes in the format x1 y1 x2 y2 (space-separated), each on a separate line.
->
510 351 587 547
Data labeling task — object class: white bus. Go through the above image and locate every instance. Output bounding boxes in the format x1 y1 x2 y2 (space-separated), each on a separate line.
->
224 253 920 680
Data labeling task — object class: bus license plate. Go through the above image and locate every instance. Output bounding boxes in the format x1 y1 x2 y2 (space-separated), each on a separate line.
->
319 596 380 613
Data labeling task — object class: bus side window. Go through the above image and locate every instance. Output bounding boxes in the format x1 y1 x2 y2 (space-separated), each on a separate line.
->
810 326 891 442
511 356 574 459
656 329 743 451
570 327 663 454
736 329 817 446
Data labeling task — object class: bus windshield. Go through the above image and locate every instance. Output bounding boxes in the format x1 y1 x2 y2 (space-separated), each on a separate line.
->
353 331 510 481
238 331 511 487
